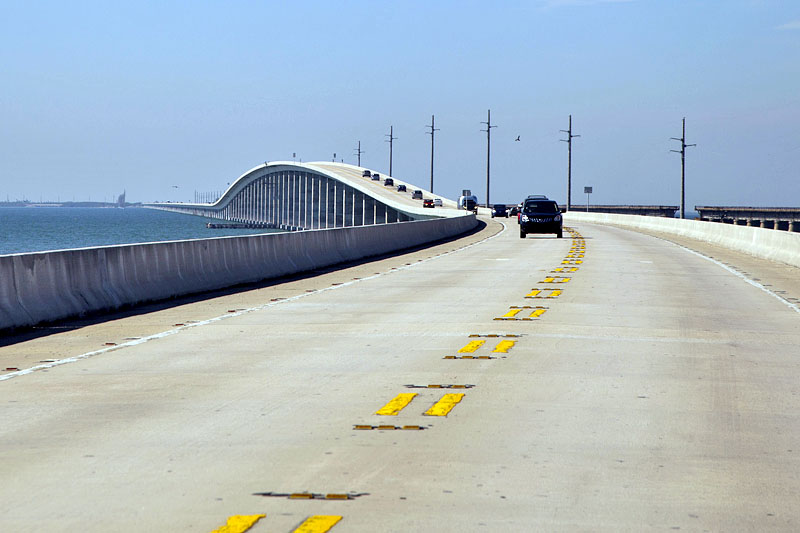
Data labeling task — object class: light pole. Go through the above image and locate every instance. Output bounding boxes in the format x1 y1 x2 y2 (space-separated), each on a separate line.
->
481 110 496 207
385 126 397 176
560 115 580 211
671 117 696 219
426 115 439 193
354 141 363 167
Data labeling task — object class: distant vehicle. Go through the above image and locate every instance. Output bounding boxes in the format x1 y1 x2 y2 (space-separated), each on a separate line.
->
526 195 548 200
396 184 407 192
491 204 508 218
423 198 434 208
384 178 394 186
519 199 563 239
433 198 443 207
372 173 381 181
362 170 372 178
412 190 423 200
458 194 478 212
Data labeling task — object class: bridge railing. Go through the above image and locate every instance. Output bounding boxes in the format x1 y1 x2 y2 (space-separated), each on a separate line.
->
0 216 478 332
565 211 800 268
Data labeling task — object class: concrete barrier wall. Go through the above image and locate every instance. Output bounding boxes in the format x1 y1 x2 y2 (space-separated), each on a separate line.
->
0 216 478 331
564 211 800 268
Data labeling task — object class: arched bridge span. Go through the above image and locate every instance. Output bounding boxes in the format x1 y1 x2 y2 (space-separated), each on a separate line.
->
147 162 459 230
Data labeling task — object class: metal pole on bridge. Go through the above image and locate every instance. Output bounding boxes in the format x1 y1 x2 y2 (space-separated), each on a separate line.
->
481 110 496 208
671 117 696 219
426 115 439 193
354 141 363 167
560 115 580 212
385 126 397 177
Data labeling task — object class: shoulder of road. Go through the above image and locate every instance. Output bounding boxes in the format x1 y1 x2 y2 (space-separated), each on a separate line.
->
0 217 503 371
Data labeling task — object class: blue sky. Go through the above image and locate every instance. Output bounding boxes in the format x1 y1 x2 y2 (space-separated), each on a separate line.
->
2 0 799 208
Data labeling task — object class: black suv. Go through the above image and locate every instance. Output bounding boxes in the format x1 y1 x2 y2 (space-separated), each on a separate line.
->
491 204 508 218
519 199 562 238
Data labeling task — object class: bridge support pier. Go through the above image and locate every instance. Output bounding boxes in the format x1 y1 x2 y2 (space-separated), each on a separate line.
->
790 221 799 232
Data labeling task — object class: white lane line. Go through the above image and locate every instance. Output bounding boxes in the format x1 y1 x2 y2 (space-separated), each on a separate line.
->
575 222 800 317
674 243 800 316
635 228 800 315
1 219 507 382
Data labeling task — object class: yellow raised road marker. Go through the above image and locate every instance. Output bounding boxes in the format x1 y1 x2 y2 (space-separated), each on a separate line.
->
424 393 465 416
527 288 561 299
500 308 523 319
210 514 266 533
375 393 417 415
492 340 516 353
458 340 486 353
292 515 342 533
468 334 520 338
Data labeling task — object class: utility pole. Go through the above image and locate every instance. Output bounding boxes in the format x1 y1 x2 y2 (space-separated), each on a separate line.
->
426 115 439 193
481 109 496 207
354 141 363 167
671 117 696 219
560 115 580 211
385 126 397 176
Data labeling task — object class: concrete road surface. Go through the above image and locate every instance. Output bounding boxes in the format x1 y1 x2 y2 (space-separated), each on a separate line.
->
2 220 800 532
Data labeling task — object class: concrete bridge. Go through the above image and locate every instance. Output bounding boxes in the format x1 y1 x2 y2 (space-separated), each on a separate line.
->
696 206 800 232
147 162 458 231
2 173 800 531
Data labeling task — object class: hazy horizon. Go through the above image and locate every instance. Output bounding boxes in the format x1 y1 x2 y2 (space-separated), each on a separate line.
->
2 1 798 207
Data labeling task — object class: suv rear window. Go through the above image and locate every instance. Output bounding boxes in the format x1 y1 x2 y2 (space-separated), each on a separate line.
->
524 201 559 213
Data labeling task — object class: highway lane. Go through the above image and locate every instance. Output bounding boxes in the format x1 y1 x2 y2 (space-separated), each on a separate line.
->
1 220 799 532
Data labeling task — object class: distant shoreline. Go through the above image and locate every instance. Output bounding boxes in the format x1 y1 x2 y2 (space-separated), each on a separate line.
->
0 202 142 208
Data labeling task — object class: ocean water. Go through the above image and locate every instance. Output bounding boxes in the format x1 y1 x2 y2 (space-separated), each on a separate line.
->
0 207 283 255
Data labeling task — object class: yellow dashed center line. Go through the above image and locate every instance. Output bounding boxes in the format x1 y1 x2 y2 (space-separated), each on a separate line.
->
210 514 266 533
424 393 465 416
292 515 343 533
526 289 542 297
458 340 486 353
375 393 417 416
492 340 515 353
549 289 562 298
501 308 523 318
529 308 547 318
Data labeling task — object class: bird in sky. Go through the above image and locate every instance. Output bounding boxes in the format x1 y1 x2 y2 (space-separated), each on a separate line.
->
515 136 521 141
